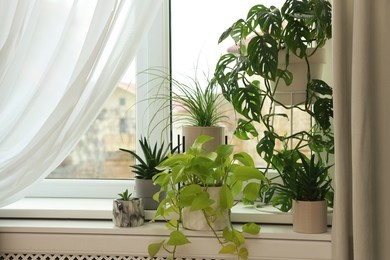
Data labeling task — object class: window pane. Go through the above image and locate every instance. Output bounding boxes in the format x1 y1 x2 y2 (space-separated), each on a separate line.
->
171 0 290 167
47 65 136 180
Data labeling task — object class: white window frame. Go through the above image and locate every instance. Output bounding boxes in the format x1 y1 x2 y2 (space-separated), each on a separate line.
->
26 1 171 199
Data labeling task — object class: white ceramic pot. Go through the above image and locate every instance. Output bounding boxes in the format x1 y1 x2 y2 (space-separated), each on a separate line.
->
273 48 326 105
182 126 225 152
292 200 328 233
182 187 228 231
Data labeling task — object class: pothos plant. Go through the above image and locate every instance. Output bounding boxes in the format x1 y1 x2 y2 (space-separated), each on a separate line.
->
213 0 334 211
147 135 268 260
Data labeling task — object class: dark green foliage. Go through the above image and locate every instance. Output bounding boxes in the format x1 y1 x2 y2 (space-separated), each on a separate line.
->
273 152 332 211
119 137 177 179
214 0 334 211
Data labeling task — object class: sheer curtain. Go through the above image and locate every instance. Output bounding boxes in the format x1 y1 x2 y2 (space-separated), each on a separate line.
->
0 0 162 207
332 0 390 259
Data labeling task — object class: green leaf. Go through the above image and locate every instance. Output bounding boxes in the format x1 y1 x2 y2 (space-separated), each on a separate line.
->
256 131 275 163
231 84 263 122
190 191 214 211
191 135 215 152
284 20 311 58
232 229 245 246
313 98 333 131
234 119 259 140
308 79 332 96
247 34 278 80
167 230 191 246
255 5 283 37
219 244 237 255
233 151 255 167
276 69 293 86
242 222 260 235
230 179 243 198
166 219 178 230
243 182 261 201
219 184 234 209
148 240 164 257
234 166 267 182
223 227 234 241
238 247 249 259
181 184 203 195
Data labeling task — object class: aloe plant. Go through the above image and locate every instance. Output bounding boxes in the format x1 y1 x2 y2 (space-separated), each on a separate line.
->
117 189 133 201
119 137 177 179
272 152 333 211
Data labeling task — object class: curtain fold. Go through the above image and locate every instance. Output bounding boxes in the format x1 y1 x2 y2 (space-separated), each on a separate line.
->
332 0 390 259
0 0 162 207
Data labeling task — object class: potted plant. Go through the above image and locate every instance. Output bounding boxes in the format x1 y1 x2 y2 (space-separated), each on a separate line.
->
112 189 144 227
273 151 332 233
145 68 229 152
148 135 267 259
119 137 177 210
213 0 334 211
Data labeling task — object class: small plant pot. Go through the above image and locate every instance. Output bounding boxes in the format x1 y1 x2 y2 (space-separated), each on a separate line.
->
182 126 225 153
272 48 326 105
135 179 165 210
182 187 228 231
292 200 328 233
112 198 145 227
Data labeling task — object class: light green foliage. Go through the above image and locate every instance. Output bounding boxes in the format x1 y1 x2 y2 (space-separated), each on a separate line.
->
142 68 228 128
148 135 265 259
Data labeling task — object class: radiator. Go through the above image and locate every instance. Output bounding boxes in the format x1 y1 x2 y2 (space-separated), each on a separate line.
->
0 254 216 260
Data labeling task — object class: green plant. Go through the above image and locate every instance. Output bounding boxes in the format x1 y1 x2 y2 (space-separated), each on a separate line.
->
213 0 334 211
143 68 228 128
117 189 133 201
119 137 177 179
147 135 267 260
272 151 332 211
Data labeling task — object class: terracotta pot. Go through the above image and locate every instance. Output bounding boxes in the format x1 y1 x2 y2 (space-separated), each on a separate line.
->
135 179 165 210
182 126 225 152
292 200 328 233
112 198 144 227
182 187 228 231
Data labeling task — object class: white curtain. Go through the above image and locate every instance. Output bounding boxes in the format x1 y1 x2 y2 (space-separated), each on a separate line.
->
0 0 161 207
332 0 390 259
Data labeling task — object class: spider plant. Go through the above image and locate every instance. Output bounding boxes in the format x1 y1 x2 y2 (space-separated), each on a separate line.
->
141 68 228 129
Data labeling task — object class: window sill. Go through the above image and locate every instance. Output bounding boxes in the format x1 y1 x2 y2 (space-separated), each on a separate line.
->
0 198 332 259
0 218 331 259
0 197 333 225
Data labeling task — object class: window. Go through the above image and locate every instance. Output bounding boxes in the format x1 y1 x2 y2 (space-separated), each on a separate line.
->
29 0 315 199
27 2 170 198
170 0 306 167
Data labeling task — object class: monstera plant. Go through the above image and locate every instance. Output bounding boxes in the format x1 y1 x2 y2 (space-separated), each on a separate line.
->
213 0 334 211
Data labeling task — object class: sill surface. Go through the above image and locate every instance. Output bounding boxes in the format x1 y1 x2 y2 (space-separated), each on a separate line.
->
0 198 331 259
0 197 332 225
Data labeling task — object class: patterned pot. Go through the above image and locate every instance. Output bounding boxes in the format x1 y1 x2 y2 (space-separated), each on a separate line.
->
112 198 144 227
